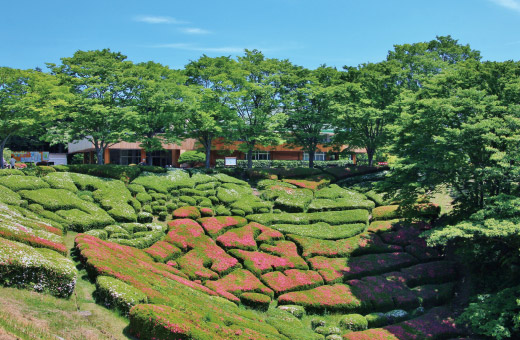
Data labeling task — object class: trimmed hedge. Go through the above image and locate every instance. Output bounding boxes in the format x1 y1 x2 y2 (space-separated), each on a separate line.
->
42 172 78 192
0 168 25 176
277 284 362 313
0 238 76 297
246 209 369 226
173 206 201 219
240 292 271 311
0 184 23 205
339 314 368 331
372 205 400 221
273 223 366 240
0 175 50 191
95 275 148 315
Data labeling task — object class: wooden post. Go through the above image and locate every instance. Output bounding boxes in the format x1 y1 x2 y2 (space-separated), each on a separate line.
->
104 149 110 164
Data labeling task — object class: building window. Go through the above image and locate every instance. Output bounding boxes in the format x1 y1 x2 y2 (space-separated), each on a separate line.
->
149 150 172 167
109 149 141 165
303 152 325 161
252 152 270 160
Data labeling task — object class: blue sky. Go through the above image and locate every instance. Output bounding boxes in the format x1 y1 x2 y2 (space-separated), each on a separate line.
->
2 0 520 71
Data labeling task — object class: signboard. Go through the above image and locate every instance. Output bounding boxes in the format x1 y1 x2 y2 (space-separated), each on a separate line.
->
377 162 388 166
224 157 237 166
12 152 50 163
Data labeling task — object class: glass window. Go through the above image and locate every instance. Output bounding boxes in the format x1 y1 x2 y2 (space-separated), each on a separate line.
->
109 149 142 165
252 152 270 160
303 152 325 161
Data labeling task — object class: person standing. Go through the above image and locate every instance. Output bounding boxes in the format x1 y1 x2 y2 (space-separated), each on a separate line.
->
9 155 16 169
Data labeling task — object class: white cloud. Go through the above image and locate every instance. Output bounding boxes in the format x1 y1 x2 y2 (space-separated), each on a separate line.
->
135 16 187 24
152 43 243 53
490 0 520 13
181 27 211 35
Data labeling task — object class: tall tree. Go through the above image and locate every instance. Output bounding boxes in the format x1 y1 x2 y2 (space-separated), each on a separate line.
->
225 50 288 168
281 65 339 168
386 60 520 213
184 55 236 168
125 61 186 165
332 61 401 166
47 49 135 165
0 67 67 168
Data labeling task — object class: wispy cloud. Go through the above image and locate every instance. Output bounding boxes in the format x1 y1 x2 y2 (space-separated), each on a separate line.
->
489 0 520 13
152 43 243 53
135 16 188 24
181 27 212 35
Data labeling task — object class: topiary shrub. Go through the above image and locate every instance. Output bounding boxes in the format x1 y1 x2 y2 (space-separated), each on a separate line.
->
158 211 168 221
84 229 108 240
178 150 205 167
95 276 148 315
277 305 306 319
371 205 400 221
364 312 388 328
173 206 201 219
339 314 368 331
200 207 214 217
240 292 271 311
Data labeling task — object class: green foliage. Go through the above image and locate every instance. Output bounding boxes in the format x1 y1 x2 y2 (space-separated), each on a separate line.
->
246 209 369 226
273 223 366 240
42 172 78 192
0 184 23 205
0 175 50 191
57 164 143 182
178 150 205 165
339 314 368 331
95 276 148 315
458 286 520 340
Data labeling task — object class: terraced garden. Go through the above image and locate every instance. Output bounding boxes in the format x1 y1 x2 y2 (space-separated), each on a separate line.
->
0 167 465 339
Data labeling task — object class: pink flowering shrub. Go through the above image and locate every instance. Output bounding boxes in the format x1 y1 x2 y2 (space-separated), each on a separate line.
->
144 241 182 263
282 179 328 190
400 261 458 287
200 207 214 217
308 252 417 283
368 220 400 234
216 223 284 251
205 269 274 302
278 284 362 313
173 206 201 219
261 269 324 295
198 216 248 238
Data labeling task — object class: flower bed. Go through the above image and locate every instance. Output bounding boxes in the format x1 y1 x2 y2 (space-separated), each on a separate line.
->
216 223 284 251
144 241 182 263
95 275 148 315
400 261 458 287
278 284 362 313
273 223 366 240
173 206 201 219
288 233 401 258
261 269 324 295
205 269 274 302
0 238 76 297
308 252 417 283
198 216 248 238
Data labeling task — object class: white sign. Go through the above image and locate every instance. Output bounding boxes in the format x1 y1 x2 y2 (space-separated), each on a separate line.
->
224 157 237 166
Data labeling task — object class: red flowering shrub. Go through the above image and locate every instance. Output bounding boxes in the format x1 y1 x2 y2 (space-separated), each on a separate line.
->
379 227 422 247
278 284 362 313
308 252 417 283
144 241 182 263
240 292 271 311
198 216 247 238
205 269 274 303
261 269 324 295
173 206 201 219
282 179 328 190
368 220 400 234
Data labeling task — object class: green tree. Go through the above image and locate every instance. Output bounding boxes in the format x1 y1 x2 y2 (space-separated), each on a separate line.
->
0 67 68 168
281 65 339 168
331 61 401 167
47 49 135 165
386 60 520 213
125 61 186 165
184 55 236 168
225 50 288 169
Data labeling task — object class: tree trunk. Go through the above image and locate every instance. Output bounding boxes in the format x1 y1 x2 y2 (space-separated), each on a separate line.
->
247 148 253 169
203 135 212 169
367 148 375 167
308 150 315 169
96 148 104 165
147 153 152 166
0 134 11 169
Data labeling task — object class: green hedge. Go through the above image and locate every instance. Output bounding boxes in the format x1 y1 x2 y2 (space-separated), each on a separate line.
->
0 169 25 176
372 205 400 221
273 223 366 240
339 314 368 331
216 159 353 169
0 184 23 205
95 276 148 315
240 292 271 312
0 176 50 191
246 210 369 226
0 238 76 298
54 164 155 182
308 198 374 212
42 172 79 192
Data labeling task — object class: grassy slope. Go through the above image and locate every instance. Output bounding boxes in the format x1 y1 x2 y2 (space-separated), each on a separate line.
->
0 232 135 340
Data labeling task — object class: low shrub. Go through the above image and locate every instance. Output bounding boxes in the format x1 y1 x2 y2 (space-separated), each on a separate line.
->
314 326 341 336
178 150 205 166
0 184 23 205
278 284 362 313
0 238 76 297
240 292 271 311
364 312 388 328
127 183 146 195
158 211 168 221
144 241 182 263
282 179 329 190
339 314 368 331
205 268 274 302
277 305 305 319
173 206 201 219
214 173 248 185
261 269 324 295
246 209 369 226
111 230 165 249
372 205 400 221
84 229 108 240
95 275 148 315
215 205 231 216
56 164 142 182
198 216 248 238
364 190 385 206
137 212 153 223
0 175 50 191
0 169 25 176
273 223 366 240
42 172 78 192
178 195 197 206
136 192 152 203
